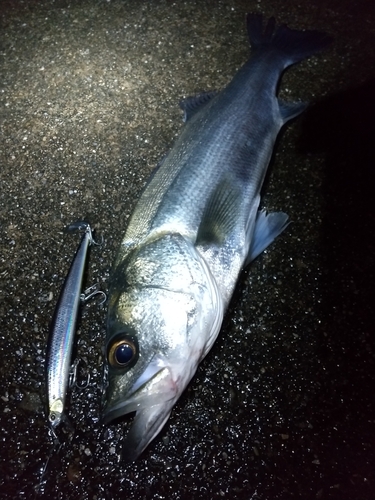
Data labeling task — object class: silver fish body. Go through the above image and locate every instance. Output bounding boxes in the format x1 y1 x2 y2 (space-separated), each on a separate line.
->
46 222 94 431
103 14 331 460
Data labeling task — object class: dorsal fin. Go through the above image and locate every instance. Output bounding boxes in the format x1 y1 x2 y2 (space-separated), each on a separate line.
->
179 91 218 122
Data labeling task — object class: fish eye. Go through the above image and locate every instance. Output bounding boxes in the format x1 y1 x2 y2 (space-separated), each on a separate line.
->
108 337 138 368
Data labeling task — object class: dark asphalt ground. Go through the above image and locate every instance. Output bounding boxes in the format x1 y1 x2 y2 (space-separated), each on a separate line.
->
1 0 374 499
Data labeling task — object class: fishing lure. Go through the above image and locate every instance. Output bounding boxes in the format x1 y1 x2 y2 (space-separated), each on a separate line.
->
46 221 105 437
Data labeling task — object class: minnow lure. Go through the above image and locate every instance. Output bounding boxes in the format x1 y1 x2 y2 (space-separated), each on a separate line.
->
46 221 105 436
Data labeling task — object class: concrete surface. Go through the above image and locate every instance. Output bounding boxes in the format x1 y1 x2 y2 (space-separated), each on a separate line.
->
1 0 374 498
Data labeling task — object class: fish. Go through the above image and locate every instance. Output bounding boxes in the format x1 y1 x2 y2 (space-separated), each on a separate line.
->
46 221 100 435
102 13 332 460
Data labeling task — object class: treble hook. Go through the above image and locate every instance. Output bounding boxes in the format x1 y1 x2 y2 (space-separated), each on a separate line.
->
80 283 107 306
65 220 104 247
69 358 90 390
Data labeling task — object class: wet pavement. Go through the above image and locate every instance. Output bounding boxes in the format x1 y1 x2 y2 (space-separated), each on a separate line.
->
1 0 374 498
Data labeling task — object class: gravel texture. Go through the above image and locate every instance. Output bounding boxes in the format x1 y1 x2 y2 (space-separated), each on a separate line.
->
1 0 374 499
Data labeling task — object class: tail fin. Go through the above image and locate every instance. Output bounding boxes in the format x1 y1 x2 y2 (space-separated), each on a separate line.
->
246 13 333 66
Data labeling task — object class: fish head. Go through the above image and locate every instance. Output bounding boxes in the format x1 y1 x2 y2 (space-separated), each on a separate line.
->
102 234 224 460
102 286 210 460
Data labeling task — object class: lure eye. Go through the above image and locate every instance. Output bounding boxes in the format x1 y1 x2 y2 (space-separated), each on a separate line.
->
108 337 138 368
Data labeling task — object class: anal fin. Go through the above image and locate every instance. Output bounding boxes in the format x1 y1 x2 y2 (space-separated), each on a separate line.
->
278 99 308 123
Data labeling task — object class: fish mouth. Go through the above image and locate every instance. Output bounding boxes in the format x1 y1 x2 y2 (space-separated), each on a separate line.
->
120 400 176 461
102 355 179 461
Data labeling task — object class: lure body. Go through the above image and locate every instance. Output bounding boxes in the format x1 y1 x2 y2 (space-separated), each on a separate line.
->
46 222 94 430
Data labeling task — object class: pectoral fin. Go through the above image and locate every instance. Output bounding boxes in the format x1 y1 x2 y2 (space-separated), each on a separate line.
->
196 179 241 246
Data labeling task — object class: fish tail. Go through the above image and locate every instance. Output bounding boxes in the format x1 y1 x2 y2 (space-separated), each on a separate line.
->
246 13 333 66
